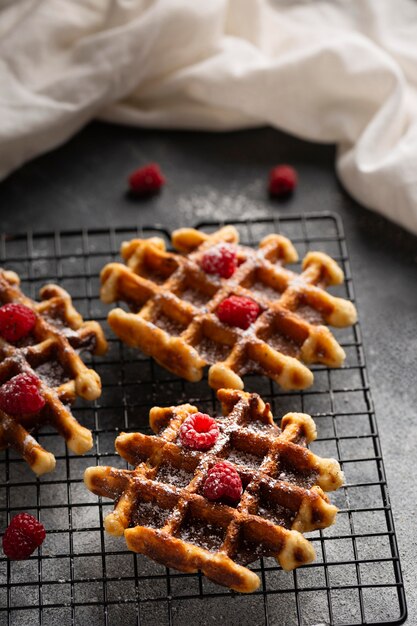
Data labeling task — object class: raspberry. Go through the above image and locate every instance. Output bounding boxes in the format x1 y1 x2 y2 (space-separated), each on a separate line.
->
0 372 45 415
10 513 45 546
201 244 237 279
2 513 46 560
0 303 36 342
268 164 298 197
179 412 219 451
202 461 242 505
2 528 36 560
217 295 260 330
128 163 166 195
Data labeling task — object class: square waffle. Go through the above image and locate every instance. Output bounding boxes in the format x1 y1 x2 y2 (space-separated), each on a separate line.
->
100 225 357 391
84 388 344 593
0 269 108 475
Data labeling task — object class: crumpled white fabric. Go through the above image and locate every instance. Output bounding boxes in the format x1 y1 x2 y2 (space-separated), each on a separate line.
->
1 0 417 235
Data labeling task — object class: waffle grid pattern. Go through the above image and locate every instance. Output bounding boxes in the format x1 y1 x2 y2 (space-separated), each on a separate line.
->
0 215 406 626
84 389 344 592
0 269 107 474
100 225 357 392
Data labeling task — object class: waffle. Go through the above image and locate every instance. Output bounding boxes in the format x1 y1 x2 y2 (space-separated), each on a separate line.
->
84 388 344 593
100 225 357 391
0 269 108 475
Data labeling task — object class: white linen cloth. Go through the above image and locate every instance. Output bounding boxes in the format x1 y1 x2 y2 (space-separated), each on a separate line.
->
1 0 417 235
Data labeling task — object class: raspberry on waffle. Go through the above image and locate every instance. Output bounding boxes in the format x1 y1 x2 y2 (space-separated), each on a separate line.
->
84 389 344 593
0 269 107 475
100 226 357 391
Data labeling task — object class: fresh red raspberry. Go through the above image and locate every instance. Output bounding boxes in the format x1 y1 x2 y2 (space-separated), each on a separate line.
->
217 295 260 330
179 412 219 451
0 303 36 342
2 513 46 560
128 163 166 195
0 372 45 415
201 244 237 279
268 164 298 197
202 461 243 505
10 513 45 546
2 528 36 560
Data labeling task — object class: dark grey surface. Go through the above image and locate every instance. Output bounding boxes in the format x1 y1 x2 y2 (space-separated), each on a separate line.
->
0 122 416 624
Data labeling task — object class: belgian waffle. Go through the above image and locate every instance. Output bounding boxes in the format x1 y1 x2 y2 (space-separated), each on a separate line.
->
84 389 344 593
0 269 108 475
100 226 357 391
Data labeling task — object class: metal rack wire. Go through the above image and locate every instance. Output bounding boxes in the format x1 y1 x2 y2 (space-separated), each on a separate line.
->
0 214 407 626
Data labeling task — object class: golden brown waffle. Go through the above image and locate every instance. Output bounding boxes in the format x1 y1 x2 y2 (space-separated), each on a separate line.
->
84 388 344 593
0 269 108 475
100 226 357 391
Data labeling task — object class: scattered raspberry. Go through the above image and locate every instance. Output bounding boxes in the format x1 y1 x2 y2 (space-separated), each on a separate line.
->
201 244 237 279
0 372 45 415
0 303 36 342
10 513 45 546
202 461 243 505
2 513 46 560
217 295 260 330
179 412 219 451
128 163 166 195
2 528 36 560
268 164 298 197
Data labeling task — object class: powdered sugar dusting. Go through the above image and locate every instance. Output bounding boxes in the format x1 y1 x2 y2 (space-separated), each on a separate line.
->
45 315 78 340
235 538 267 565
178 519 225 552
245 421 275 433
250 281 282 302
131 500 169 529
177 185 267 223
156 463 193 488
296 304 324 325
277 466 317 489
226 448 263 469
22 433 37 450
267 333 299 357
180 287 211 308
194 337 231 363
153 313 186 336
240 358 263 375
35 361 69 387
258 504 294 529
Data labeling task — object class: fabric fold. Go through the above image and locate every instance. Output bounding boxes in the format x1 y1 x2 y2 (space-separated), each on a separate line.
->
0 0 416 234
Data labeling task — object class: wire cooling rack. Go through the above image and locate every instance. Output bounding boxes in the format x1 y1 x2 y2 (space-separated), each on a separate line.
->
0 214 407 626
